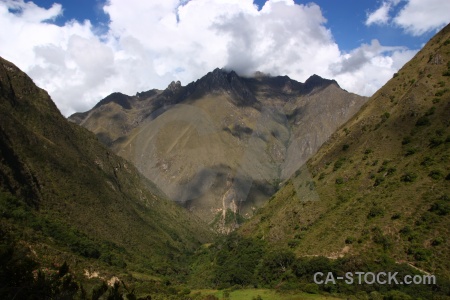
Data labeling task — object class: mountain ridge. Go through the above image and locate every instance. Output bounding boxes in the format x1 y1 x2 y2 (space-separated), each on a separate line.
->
70 71 339 119
69 68 367 232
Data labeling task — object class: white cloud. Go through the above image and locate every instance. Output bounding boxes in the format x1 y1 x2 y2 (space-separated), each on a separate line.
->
0 0 425 116
365 0 450 36
331 40 416 96
366 2 392 26
394 0 450 36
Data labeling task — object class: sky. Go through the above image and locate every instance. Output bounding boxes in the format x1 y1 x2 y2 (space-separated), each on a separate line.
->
1 0 449 116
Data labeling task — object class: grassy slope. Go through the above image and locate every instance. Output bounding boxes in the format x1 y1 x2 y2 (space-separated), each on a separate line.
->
0 56 213 279
191 289 342 300
240 25 450 278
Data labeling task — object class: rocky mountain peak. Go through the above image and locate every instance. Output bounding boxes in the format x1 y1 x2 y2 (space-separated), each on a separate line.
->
167 80 182 92
93 92 132 110
194 68 258 106
303 74 339 94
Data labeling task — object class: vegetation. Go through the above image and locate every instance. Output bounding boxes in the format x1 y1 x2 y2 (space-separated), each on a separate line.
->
187 234 450 299
0 228 149 299
239 22 450 293
0 56 213 298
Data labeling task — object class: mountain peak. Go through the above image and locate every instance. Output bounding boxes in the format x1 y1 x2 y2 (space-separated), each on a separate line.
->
193 68 257 106
303 74 339 93
167 80 182 92
93 92 132 110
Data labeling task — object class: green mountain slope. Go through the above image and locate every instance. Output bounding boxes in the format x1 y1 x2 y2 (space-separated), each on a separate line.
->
240 24 450 278
0 56 213 281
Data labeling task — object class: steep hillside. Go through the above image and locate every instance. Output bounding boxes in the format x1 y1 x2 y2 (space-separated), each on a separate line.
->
69 69 366 231
241 24 450 278
0 56 213 282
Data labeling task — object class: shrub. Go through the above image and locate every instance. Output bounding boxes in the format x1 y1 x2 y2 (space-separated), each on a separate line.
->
400 172 417 182
429 137 444 148
402 136 412 145
335 177 344 184
429 201 450 216
342 144 349 151
373 176 385 186
435 88 449 96
421 156 434 166
367 206 384 219
404 148 417 156
333 157 346 171
288 239 300 248
391 213 401 220
431 237 444 246
302 283 319 294
400 226 412 236
415 116 430 126
425 106 436 116
411 247 431 261
345 237 355 244
429 170 443 180
377 165 386 173
387 167 396 175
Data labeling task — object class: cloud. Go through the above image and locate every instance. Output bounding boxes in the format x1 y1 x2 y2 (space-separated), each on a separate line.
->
216 1 340 80
394 0 450 36
365 2 392 26
365 0 450 35
0 0 424 116
331 40 416 96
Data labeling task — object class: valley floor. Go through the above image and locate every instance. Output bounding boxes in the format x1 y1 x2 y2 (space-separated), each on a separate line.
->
191 289 343 300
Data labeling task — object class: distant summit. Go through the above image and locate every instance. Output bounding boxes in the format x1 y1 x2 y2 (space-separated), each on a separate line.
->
303 74 339 93
93 92 133 110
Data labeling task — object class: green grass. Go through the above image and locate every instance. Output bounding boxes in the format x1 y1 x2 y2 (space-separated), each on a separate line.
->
191 289 342 300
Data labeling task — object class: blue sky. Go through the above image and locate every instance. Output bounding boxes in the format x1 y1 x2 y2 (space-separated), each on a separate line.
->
32 0 435 51
1 0 449 115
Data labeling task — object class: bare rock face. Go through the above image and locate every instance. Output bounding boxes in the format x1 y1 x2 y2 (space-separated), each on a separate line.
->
69 69 367 231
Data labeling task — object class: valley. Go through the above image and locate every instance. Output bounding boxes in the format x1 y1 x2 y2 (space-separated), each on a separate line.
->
1 22 449 300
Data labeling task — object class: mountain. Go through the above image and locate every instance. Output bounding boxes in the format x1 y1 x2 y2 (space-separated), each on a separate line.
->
240 24 450 278
69 69 367 232
0 56 213 285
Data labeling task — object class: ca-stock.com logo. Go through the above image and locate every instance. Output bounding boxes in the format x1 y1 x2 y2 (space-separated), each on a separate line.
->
314 272 436 285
